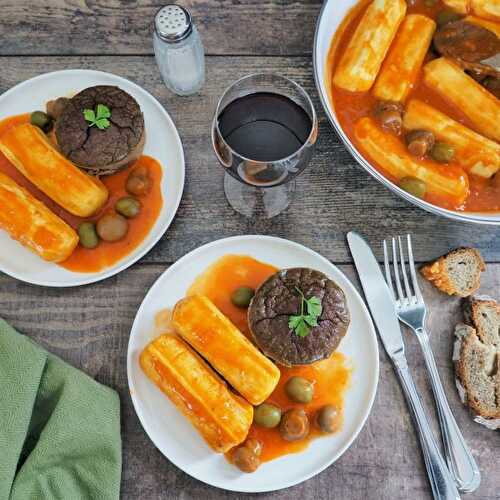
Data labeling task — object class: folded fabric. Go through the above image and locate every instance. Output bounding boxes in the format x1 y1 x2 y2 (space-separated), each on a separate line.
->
0 319 121 500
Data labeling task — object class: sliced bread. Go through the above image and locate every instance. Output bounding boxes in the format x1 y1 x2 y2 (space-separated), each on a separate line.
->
421 248 485 297
454 325 500 422
463 297 500 348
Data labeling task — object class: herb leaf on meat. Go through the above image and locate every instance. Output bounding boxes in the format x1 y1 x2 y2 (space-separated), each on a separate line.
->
288 286 322 338
83 104 111 130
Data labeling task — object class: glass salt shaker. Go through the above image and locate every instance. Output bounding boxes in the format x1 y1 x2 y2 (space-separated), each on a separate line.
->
153 5 205 96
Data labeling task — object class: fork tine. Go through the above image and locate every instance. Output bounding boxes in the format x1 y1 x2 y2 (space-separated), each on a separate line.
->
383 239 396 300
391 237 405 302
398 235 413 302
407 234 423 302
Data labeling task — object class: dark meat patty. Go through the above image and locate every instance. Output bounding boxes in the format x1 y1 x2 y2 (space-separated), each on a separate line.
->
248 268 350 366
434 21 500 62
434 21 500 79
55 86 145 175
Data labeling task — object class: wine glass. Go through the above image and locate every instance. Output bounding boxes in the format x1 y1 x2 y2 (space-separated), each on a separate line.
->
211 73 318 218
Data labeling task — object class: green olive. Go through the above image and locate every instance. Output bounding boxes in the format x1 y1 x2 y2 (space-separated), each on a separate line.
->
430 142 455 163
399 177 427 199
115 196 141 218
30 111 52 132
424 0 437 6
96 213 129 242
436 9 462 27
316 405 341 434
77 222 99 249
253 403 282 428
231 286 255 308
285 376 314 404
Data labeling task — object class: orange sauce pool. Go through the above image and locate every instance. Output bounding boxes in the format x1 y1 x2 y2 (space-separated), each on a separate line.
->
326 0 500 213
0 114 163 272
186 255 352 464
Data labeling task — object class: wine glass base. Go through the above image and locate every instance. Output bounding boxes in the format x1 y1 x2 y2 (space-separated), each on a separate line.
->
224 172 295 218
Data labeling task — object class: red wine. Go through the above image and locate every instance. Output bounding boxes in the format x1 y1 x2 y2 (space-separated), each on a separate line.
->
217 92 312 162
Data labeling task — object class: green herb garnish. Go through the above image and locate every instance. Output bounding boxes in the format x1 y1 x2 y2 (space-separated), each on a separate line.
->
288 286 322 338
83 104 111 130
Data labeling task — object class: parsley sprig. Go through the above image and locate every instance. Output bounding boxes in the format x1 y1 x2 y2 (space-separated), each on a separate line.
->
83 104 111 130
288 286 322 338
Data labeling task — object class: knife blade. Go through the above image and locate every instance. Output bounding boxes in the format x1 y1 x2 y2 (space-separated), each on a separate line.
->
347 231 405 360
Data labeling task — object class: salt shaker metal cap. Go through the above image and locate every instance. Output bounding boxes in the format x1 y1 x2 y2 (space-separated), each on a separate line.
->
154 5 192 43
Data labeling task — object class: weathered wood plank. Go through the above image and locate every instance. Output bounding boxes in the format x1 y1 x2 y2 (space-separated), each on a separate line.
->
1 263 498 499
0 55 499 264
0 1 321 56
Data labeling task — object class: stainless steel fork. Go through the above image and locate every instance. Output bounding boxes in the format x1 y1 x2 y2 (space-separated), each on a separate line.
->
383 235 480 493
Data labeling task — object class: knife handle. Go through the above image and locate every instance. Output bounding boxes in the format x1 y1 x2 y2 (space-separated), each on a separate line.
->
395 359 460 500
416 327 480 492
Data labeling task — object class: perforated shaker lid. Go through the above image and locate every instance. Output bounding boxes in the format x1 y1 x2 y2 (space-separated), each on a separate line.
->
154 5 192 43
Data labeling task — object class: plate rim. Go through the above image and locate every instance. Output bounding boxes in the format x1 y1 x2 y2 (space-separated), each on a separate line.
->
0 69 185 287
126 234 380 493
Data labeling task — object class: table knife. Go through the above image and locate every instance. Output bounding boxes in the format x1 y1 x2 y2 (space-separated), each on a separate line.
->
347 231 460 500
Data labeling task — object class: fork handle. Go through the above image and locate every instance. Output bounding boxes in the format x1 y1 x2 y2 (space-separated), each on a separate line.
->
394 358 460 500
415 327 481 493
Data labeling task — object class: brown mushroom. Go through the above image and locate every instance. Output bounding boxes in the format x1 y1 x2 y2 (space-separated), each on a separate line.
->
279 409 310 442
243 438 263 457
232 446 261 473
126 167 152 196
405 130 435 158
374 101 404 135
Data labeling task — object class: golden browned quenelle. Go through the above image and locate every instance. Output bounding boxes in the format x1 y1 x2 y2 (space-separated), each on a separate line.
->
0 171 78 262
140 334 253 453
0 123 108 217
172 295 280 405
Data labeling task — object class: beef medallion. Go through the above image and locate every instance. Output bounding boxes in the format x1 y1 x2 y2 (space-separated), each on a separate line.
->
55 85 145 175
248 268 350 366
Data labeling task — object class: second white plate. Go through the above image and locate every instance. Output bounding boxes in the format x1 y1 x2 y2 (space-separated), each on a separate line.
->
0 69 185 287
127 235 379 493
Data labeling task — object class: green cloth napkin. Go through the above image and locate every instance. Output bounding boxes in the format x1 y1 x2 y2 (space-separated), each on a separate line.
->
0 319 121 500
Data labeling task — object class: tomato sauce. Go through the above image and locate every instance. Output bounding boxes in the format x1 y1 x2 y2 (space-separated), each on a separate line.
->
326 0 500 212
186 255 352 464
0 114 163 272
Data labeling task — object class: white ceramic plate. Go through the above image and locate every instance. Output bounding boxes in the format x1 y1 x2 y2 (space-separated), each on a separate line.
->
127 235 379 493
314 0 500 225
0 69 185 286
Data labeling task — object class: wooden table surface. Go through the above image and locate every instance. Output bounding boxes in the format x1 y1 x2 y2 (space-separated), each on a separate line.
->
1 2 498 499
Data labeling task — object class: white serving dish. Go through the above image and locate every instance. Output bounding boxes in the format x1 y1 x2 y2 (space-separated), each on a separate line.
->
313 0 500 225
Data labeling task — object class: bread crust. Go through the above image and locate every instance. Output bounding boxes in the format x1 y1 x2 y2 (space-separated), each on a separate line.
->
420 247 485 297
